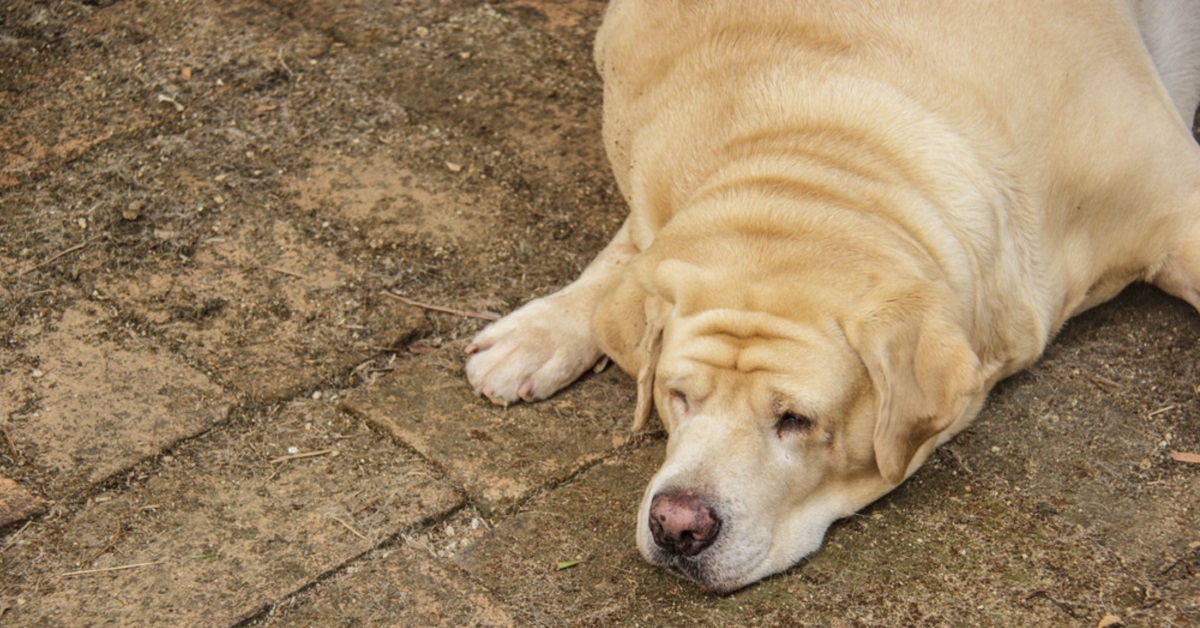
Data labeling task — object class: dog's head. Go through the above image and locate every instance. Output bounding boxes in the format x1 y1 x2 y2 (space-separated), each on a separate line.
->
595 243 984 593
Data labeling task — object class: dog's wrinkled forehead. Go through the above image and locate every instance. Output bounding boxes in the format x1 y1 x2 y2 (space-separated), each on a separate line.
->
657 309 862 410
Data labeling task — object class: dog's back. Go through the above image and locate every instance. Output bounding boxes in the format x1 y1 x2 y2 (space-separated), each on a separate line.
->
595 0 1200 357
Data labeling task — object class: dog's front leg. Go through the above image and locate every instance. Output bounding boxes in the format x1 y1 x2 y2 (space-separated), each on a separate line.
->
466 220 637 405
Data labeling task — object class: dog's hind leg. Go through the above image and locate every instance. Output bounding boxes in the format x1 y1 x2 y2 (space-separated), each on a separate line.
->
1146 142 1200 314
1137 0 1200 122
465 220 637 405
1151 204 1200 313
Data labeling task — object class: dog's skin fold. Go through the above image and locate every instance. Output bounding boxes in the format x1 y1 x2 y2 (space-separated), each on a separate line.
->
465 0 1200 592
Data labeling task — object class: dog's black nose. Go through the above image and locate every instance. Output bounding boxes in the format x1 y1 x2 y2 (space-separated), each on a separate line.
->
648 488 722 556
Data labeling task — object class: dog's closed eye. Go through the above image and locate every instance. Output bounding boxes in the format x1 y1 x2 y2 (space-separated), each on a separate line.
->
775 411 813 437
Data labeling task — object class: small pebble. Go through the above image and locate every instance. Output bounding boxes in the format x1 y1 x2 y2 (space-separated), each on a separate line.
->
123 200 145 221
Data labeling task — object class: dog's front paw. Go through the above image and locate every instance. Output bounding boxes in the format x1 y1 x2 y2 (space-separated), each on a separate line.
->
465 297 603 405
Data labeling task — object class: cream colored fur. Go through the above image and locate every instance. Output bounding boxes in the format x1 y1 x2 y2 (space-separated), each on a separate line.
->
466 0 1200 592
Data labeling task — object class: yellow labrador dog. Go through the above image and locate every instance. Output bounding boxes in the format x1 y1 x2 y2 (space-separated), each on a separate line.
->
466 0 1200 592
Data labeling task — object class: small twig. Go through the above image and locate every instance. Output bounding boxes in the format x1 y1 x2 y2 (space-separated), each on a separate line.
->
367 345 404 353
1 520 33 553
276 46 294 78
364 364 396 374
1148 405 1177 418
383 292 500 321
60 560 167 577
1 417 19 462
1157 543 1200 575
267 266 307 279
1089 375 1125 393
83 519 122 566
269 448 335 465
1025 590 1081 619
156 93 185 112
18 241 89 277
352 360 384 382
331 516 366 540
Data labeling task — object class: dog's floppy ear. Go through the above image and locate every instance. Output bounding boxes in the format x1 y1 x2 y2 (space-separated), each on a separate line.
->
631 296 670 432
844 286 983 484
593 261 672 432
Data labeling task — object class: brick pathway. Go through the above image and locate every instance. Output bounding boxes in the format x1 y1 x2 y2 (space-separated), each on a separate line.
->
2 1 1197 625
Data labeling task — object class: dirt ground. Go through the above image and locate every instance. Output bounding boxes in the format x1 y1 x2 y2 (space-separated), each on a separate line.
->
1 0 1197 625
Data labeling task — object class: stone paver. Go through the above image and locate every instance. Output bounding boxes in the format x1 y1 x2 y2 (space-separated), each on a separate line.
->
99 216 429 403
257 544 518 627
4 399 462 626
452 445 663 625
6 305 234 498
342 345 636 516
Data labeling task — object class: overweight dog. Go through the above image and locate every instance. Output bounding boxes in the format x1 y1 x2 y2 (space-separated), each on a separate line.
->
466 0 1200 592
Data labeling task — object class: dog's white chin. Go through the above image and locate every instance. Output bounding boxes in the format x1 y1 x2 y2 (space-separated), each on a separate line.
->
635 489 843 594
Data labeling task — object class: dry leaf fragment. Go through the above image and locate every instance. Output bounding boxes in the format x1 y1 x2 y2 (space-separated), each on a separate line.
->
1169 451 1200 464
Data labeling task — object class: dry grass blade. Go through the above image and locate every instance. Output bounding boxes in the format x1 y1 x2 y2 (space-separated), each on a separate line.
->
1 416 19 461
269 448 335 464
1089 375 1125 392
1 520 32 553
60 560 168 577
383 292 500 321
84 519 123 566
18 241 89 277
331 516 367 540
267 266 307 279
